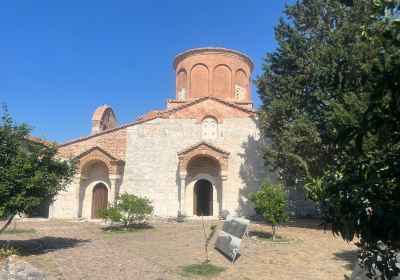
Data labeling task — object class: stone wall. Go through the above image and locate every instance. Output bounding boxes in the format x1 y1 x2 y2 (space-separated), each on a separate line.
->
121 116 268 218
49 177 79 219
52 107 318 219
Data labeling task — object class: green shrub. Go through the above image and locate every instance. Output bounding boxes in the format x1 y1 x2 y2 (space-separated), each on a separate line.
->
250 179 289 239
0 243 19 259
99 193 153 228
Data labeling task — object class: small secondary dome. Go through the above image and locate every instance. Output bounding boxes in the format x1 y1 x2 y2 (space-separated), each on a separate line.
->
91 105 117 134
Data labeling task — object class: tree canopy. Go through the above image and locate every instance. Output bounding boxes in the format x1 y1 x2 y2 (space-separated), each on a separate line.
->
0 105 76 232
250 180 289 239
257 0 399 278
256 0 377 186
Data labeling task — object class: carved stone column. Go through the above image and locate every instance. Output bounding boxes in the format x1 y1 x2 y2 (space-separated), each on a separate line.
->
221 171 228 211
109 175 122 205
74 175 87 219
179 171 187 216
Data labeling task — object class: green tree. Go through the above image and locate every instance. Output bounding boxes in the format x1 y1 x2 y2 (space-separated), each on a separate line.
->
256 0 377 186
0 105 76 233
250 180 289 239
99 193 154 228
318 1 400 278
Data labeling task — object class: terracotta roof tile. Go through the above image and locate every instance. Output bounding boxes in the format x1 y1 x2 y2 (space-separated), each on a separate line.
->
75 146 124 163
60 96 256 147
177 140 230 156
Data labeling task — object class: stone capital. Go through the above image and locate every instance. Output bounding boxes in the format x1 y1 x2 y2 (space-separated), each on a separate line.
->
109 175 122 181
179 171 187 180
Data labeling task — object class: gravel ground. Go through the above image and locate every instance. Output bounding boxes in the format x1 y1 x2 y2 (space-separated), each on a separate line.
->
0 219 358 280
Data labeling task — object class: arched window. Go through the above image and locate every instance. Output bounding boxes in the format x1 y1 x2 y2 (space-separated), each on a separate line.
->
202 117 218 140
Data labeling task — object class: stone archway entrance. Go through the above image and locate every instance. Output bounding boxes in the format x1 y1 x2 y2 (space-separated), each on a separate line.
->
177 141 230 216
193 179 213 216
92 183 108 219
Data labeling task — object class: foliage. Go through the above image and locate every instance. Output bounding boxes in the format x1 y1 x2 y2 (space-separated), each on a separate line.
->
206 225 217 248
0 243 19 259
256 0 378 186
318 1 400 278
0 104 76 232
201 222 217 262
180 263 226 278
304 176 324 205
250 180 289 239
99 193 154 228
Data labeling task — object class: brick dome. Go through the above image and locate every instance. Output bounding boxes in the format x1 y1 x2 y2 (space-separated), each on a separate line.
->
173 48 253 102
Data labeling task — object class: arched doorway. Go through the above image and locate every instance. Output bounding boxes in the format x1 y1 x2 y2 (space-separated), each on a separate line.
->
92 183 108 219
193 179 213 216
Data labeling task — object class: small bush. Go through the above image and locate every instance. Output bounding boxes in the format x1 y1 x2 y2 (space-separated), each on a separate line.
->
250 179 289 239
0 243 19 259
99 193 153 228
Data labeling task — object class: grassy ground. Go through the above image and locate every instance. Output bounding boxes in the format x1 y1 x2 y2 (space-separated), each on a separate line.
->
180 262 226 277
1 229 36 235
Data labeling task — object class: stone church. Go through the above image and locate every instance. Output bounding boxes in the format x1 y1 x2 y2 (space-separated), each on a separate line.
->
49 47 280 219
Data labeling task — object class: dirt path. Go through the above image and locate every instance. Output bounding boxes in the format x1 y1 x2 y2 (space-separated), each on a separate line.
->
0 219 358 280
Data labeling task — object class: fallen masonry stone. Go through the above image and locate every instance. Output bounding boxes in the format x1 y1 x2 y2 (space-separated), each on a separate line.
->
0 255 47 280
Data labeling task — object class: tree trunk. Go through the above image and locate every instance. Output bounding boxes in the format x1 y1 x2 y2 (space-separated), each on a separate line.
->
272 225 276 240
0 214 16 234
201 214 209 262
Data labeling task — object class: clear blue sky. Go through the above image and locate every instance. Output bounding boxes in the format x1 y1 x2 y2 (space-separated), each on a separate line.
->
0 0 295 143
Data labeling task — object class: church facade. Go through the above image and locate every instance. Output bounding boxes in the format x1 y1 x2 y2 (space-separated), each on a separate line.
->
50 48 277 219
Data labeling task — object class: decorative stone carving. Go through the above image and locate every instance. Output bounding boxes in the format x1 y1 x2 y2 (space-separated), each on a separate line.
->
201 117 218 140
178 88 186 100
235 85 246 100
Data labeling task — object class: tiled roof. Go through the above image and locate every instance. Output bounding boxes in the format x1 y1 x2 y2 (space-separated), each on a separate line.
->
173 47 254 70
25 135 53 146
60 96 256 147
177 140 230 156
75 146 124 162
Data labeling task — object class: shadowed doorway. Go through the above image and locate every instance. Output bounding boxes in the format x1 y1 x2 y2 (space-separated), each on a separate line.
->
193 179 213 216
92 183 108 219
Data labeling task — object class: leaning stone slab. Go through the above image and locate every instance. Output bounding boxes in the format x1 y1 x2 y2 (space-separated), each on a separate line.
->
0 255 47 280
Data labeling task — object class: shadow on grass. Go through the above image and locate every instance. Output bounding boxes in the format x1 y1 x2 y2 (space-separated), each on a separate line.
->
0 236 90 256
249 230 273 239
283 218 325 230
333 249 359 271
248 230 297 243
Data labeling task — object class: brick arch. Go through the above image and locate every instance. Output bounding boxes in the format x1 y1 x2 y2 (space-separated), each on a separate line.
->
213 64 232 99
187 155 221 177
190 63 209 99
76 147 124 177
178 141 229 173
79 155 114 176
176 68 187 100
